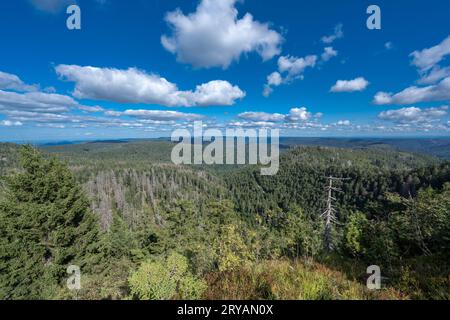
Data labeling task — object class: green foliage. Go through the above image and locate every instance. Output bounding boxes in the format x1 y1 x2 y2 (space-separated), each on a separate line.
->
149 199 253 275
99 211 139 261
128 252 206 300
343 212 368 257
387 184 450 256
215 224 254 272
0 146 100 299
56 257 132 300
282 205 323 258
394 257 450 299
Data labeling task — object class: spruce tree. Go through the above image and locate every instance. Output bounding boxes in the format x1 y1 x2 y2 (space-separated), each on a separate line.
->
0 146 99 299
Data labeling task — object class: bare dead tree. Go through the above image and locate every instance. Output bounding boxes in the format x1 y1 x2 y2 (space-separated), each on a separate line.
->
321 176 350 251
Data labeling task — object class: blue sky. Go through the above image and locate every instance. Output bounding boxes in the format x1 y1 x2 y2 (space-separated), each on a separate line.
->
0 0 449 141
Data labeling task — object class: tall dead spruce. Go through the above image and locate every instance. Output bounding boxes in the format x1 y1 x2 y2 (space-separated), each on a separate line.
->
321 176 350 251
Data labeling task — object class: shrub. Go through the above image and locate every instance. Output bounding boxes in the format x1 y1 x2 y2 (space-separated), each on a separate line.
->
128 252 206 300
214 224 254 272
343 212 368 257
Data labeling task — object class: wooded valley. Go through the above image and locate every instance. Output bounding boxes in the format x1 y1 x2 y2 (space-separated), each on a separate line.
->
0 139 449 300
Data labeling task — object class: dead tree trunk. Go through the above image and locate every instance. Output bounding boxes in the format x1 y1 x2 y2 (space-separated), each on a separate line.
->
321 176 349 251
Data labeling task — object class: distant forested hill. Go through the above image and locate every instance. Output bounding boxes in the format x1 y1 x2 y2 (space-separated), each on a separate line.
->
43 140 174 166
279 137 450 159
35 136 450 163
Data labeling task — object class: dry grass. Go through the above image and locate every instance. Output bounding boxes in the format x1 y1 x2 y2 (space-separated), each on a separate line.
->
203 259 403 300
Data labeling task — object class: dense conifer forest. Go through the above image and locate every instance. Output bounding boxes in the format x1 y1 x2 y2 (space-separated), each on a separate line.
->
0 139 449 300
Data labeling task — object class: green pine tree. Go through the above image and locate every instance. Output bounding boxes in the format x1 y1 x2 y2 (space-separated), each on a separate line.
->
0 146 100 299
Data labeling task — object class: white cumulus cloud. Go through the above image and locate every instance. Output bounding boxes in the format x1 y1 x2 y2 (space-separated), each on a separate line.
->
321 47 338 62
188 80 245 106
0 89 77 113
278 55 317 79
267 72 282 86
0 120 23 127
55 65 245 107
263 71 283 97
263 55 317 97
286 107 312 122
236 107 317 125
375 36 450 106
161 0 283 69
410 36 450 72
378 106 448 123
330 77 369 93
417 66 450 85
374 76 450 105
336 120 351 126
410 35 450 85
123 109 204 121
0 71 38 92
321 24 343 44
238 111 285 122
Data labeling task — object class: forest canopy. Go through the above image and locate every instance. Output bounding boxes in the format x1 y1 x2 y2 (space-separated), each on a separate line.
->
0 141 449 300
